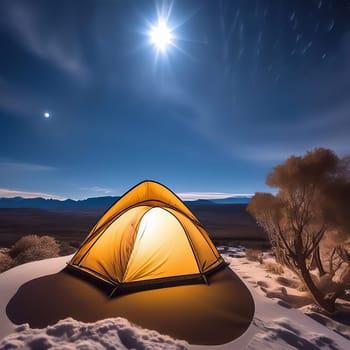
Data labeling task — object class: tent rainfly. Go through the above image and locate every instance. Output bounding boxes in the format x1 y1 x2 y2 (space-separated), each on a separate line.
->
68 180 226 295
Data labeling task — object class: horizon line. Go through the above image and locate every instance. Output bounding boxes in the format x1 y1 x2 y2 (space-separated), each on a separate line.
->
0 188 254 201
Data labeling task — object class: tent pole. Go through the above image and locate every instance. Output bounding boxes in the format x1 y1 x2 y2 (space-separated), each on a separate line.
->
202 274 209 285
109 285 119 298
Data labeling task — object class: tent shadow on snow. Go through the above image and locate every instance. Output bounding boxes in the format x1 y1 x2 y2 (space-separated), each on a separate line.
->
6 181 254 345
6 266 253 345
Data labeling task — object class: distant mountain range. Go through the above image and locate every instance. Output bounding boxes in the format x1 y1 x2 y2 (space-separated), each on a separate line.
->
210 197 251 204
0 195 251 208
0 196 119 209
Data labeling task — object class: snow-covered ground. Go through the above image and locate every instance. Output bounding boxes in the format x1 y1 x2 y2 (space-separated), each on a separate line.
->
225 253 350 350
0 250 350 349
0 317 188 350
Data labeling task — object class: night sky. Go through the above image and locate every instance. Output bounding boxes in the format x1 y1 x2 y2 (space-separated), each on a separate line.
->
1 0 350 200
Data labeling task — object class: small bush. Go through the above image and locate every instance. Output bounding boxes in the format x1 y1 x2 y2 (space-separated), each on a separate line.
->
265 262 284 275
0 252 15 272
10 235 41 258
59 241 77 255
11 235 60 265
246 249 264 263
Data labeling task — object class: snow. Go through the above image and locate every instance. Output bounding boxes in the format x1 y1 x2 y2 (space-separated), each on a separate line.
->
301 305 350 341
0 254 74 338
217 245 246 257
0 317 188 350
1 250 350 349
247 317 342 350
226 254 350 350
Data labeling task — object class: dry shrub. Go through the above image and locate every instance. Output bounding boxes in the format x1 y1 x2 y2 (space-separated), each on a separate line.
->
0 252 15 273
11 235 60 265
246 249 264 263
59 241 77 255
265 262 284 275
10 235 41 258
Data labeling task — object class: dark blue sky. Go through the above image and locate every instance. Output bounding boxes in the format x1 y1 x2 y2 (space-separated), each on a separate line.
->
1 0 350 199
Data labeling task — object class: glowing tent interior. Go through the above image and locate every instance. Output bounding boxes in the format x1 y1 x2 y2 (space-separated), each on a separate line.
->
68 180 226 295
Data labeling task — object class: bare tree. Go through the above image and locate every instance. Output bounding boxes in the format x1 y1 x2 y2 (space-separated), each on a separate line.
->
247 148 350 313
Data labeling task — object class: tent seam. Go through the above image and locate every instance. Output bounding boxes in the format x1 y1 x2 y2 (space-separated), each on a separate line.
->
163 208 203 274
121 207 154 282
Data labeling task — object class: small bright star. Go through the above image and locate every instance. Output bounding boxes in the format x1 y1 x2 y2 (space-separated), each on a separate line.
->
44 112 50 118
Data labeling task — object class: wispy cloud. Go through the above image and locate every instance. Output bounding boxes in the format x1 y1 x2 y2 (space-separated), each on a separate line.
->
129 27 350 165
0 188 65 200
1 1 89 82
0 161 55 172
236 128 350 163
80 186 114 195
177 192 252 201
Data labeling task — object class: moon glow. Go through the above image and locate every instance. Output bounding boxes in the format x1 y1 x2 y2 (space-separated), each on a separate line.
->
150 20 173 51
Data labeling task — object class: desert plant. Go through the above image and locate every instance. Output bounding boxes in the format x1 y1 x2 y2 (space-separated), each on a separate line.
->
10 234 41 258
11 235 60 264
59 241 77 255
0 251 15 272
247 148 350 313
246 249 264 264
265 262 284 275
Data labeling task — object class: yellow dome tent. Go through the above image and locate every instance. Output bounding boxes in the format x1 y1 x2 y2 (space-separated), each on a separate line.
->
68 180 225 295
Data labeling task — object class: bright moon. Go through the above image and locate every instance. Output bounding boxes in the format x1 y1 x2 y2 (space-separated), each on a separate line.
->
150 20 173 51
44 112 50 118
